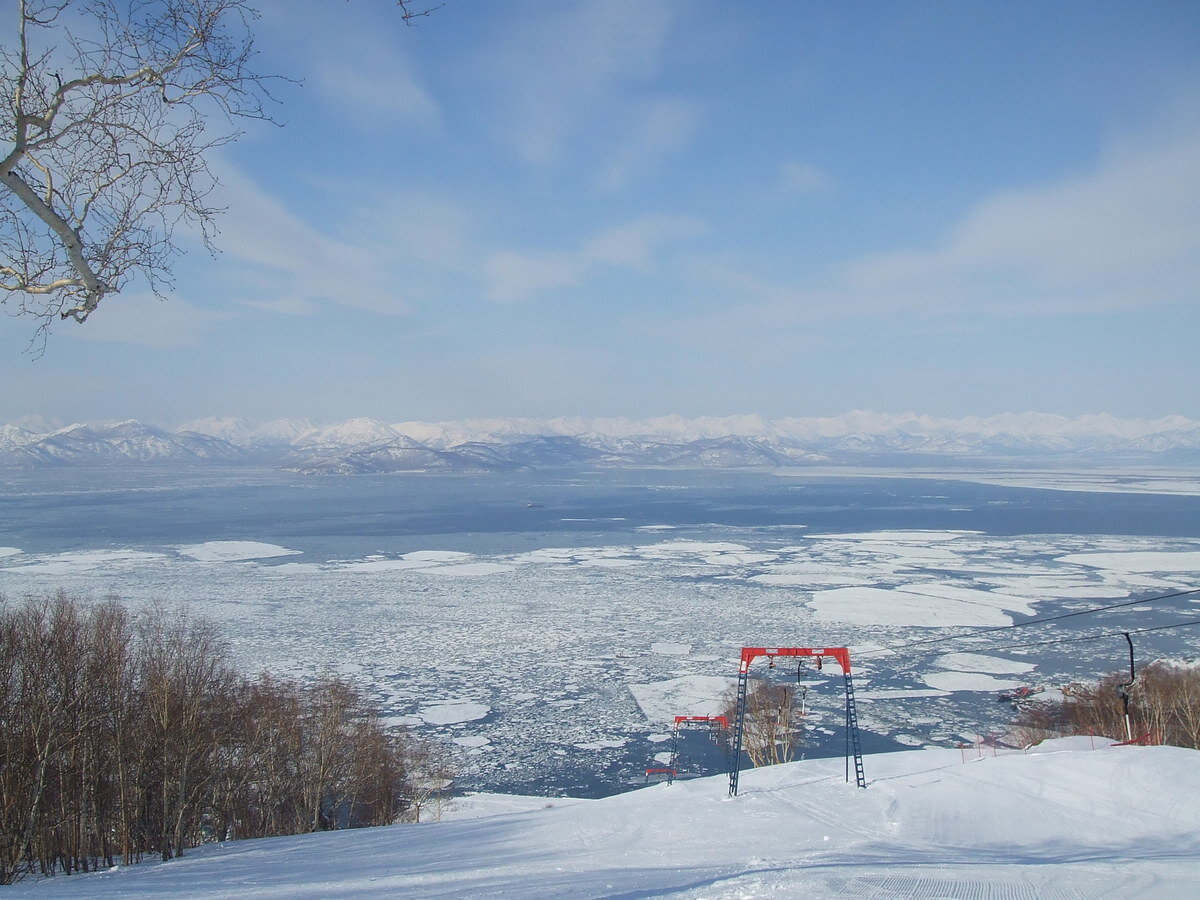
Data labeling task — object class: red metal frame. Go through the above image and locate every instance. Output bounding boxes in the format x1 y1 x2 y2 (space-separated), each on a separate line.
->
738 646 852 675
673 715 729 729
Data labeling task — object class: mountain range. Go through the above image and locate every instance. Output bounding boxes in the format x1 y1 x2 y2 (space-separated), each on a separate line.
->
2 412 1198 473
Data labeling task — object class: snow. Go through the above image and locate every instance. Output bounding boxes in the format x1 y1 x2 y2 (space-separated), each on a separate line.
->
437 793 592 821
177 541 300 562
9 741 1200 898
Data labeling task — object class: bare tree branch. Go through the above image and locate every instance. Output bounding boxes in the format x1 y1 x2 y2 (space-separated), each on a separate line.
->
0 0 282 325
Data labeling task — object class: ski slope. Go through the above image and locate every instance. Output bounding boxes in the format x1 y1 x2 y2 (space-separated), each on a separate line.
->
8 738 1199 898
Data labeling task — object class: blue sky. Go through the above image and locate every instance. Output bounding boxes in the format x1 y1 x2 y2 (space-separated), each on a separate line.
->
3 0 1199 426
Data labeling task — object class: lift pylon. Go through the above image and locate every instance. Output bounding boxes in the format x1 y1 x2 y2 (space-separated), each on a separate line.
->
728 646 866 796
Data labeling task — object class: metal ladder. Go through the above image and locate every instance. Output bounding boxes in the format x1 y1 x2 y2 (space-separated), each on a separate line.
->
727 669 750 796
844 672 867 788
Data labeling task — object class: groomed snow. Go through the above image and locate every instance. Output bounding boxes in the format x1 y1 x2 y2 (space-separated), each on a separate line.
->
9 741 1199 899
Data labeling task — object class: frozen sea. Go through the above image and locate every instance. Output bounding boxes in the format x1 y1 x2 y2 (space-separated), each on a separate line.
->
2 466 1200 797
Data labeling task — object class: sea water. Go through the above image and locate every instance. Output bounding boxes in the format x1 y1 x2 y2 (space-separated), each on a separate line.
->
2 467 1200 796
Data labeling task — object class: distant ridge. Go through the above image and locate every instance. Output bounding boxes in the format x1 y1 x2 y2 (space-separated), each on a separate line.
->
2 412 1197 472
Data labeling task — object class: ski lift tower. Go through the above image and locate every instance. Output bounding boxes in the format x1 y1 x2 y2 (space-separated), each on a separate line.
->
728 646 866 796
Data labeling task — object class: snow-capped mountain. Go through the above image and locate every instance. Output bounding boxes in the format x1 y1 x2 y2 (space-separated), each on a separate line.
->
0 420 247 467
2 412 1197 472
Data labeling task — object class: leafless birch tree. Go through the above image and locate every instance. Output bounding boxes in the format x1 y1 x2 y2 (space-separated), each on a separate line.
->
0 0 437 333
0 0 278 328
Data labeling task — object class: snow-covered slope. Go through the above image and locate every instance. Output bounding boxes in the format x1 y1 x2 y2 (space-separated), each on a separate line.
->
10 739 1199 898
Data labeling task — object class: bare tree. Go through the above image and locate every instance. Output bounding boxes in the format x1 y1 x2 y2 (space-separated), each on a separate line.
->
0 0 279 328
0 0 438 333
0 592 454 882
723 678 805 769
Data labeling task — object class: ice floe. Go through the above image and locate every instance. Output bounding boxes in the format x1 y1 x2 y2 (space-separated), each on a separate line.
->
922 671 1024 692
934 652 1036 674
1056 551 1200 574
629 675 734 723
5 548 166 574
418 701 491 726
178 541 300 561
809 587 1016 627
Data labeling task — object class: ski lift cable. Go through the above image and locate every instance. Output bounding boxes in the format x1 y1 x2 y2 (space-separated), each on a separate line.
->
855 585 1200 660
958 616 1200 656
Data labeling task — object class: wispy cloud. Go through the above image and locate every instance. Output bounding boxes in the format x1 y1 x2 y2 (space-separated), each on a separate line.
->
311 59 440 133
599 96 702 191
778 159 834 196
660 118 1200 347
210 167 411 316
487 0 682 169
259 0 441 134
484 214 706 303
842 123 1200 315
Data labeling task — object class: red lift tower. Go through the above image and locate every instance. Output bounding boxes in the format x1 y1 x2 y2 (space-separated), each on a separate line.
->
728 646 866 796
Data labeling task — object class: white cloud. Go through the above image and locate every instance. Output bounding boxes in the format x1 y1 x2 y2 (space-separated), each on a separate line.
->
210 167 410 316
842 124 1200 315
600 97 702 190
778 159 833 195
258 0 441 134
582 215 706 269
311 60 440 132
485 214 705 303
489 0 680 166
661 118 1200 345
484 253 582 304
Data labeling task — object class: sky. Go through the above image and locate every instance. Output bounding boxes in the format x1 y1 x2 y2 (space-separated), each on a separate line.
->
2 0 1199 427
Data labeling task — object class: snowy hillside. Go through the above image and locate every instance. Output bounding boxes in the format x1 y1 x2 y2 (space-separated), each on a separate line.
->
9 739 1199 898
